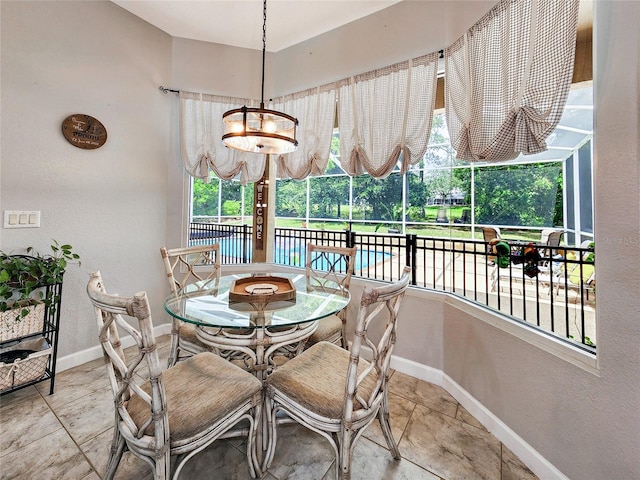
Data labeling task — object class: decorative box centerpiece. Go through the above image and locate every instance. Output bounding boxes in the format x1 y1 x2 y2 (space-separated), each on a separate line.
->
229 276 296 306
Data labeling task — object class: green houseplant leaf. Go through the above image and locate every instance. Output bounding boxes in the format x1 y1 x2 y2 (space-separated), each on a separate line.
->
0 241 80 322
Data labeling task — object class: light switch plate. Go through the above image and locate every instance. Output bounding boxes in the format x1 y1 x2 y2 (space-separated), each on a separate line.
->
4 210 41 228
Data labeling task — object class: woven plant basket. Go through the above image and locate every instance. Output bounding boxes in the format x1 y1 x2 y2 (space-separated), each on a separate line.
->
0 302 45 342
0 337 51 391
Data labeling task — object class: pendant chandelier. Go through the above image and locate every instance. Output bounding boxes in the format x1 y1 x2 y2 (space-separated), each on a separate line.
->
222 0 298 155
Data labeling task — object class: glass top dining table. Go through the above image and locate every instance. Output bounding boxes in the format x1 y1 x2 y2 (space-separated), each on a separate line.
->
165 271 351 469
164 272 350 330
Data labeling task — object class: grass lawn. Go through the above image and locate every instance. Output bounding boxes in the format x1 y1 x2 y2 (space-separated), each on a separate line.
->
273 217 541 242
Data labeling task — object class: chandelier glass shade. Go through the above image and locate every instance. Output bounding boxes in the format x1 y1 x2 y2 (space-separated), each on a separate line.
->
222 0 298 155
222 104 298 154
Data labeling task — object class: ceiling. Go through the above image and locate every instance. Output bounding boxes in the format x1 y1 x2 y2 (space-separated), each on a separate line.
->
112 0 402 52
113 0 592 53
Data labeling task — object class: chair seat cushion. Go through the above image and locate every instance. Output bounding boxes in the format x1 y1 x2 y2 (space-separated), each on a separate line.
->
267 341 378 419
127 352 262 442
306 314 342 346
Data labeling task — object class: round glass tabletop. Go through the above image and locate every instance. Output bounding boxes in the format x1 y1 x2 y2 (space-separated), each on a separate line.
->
164 272 350 330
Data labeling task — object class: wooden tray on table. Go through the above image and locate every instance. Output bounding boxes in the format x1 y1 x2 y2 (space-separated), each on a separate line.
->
228 276 296 310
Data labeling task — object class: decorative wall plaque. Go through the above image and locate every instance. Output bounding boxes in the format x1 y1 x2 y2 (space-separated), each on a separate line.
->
61 114 107 149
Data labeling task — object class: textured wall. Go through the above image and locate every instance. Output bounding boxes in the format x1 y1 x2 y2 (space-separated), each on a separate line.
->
1 1 173 356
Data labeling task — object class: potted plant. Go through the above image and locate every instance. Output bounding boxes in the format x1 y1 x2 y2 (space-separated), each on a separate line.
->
0 241 80 329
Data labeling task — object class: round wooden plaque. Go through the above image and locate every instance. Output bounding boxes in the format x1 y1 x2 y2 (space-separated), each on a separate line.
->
61 114 107 149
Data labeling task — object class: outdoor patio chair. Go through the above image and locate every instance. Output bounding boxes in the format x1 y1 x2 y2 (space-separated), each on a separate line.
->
304 243 357 349
482 226 501 243
483 226 501 261
86 271 263 480
539 229 565 269
160 244 221 367
552 240 595 298
265 266 411 480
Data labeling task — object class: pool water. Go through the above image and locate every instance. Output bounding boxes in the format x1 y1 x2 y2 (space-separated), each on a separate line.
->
207 236 390 271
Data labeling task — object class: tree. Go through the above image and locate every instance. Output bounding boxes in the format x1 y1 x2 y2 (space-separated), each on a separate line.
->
309 175 349 218
353 173 403 222
192 178 219 217
474 163 562 226
275 179 306 217
407 170 428 220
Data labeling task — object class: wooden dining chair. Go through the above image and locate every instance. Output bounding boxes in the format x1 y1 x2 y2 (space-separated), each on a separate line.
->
304 243 357 349
160 244 221 367
265 266 411 480
87 271 263 480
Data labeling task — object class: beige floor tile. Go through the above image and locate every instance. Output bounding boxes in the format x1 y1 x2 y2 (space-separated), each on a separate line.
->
0 385 37 411
81 427 154 480
0 428 94 480
0 386 63 457
362 391 416 449
54 388 114 444
80 472 101 480
347 437 441 480
400 403 501 479
178 439 256 480
389 372 458 418
266 423 334 479
35 359 109 410
502 445 538 480
456 403 487 430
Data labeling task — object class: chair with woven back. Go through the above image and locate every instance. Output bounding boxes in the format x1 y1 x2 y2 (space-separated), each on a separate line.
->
160 244 221 367
265 266 412 480
86 271 263 480
304 243 357 349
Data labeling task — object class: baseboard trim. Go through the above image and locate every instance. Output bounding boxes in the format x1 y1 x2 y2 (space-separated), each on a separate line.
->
56 323 172 372
390 354 569 480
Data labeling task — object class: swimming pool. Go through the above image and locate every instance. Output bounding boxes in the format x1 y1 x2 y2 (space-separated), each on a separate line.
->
201 236 390 270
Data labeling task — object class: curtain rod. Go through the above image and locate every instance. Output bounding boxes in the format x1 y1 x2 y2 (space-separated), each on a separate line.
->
159 49 444 98
159 86 179 94
159 85 276 103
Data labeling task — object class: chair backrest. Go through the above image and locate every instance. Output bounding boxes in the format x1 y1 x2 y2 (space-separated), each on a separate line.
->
86 271 169 450
541 229 564 248
160 244 221 293
306 244 357 293
344 266 411 423
482 226 501 243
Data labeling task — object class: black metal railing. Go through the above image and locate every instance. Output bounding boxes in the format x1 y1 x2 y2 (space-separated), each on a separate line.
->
189 223 596 352
188 223 253 264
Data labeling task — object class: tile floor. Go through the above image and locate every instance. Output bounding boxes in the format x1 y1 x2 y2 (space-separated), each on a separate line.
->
0 336 538 480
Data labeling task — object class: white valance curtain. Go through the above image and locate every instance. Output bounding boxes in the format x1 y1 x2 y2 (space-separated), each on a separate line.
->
337 53 438 178
444 0 580 162
273 84 338 180
179 92 266 185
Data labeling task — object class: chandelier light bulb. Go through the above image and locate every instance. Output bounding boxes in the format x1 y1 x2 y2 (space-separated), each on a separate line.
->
230 122 245 134
263 119 277 133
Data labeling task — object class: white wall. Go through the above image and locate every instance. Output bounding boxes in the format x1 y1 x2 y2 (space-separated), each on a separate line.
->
1 0 173 356
273 0 499 94
2 1 639 478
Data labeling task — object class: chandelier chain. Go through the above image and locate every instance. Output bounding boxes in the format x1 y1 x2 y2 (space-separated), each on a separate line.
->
221 0 298 154
261 0 267 106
